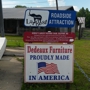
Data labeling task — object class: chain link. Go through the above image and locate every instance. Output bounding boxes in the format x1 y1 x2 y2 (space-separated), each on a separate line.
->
74 60 90 82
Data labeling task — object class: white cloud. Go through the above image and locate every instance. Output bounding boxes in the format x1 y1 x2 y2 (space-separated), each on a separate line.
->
2 0 18 8
47 0 65 7
73 6 79 11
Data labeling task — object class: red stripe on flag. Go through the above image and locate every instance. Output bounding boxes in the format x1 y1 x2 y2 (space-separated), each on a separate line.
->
38 63 60 74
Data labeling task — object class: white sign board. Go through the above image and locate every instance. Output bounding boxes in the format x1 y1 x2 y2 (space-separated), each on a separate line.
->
78 17 85 28
24 44 74 83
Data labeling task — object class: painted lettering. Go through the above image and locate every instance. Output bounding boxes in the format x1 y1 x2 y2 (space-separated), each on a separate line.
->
49 46 72 53
55 55 69 60
29 75 36 80
38 75 69 80
30 55 54 60
27 46 48 53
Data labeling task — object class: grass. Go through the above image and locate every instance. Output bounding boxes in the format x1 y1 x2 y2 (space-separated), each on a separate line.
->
5 35 90 90
82 30 90 39
6 35 24 47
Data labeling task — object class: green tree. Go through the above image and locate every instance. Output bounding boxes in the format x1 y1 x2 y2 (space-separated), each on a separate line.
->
85 8 90 28
77 7 86 17
15 5 27 8
77 7 90 28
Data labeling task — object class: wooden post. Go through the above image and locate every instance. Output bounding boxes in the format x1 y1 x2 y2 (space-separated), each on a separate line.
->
16 20 19 35
78 24 81 40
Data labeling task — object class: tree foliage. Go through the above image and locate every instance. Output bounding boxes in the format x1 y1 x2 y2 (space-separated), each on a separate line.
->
77 7 90 28
15 5 27 8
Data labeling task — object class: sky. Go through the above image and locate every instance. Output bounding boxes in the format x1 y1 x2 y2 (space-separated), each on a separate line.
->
2 0 90 11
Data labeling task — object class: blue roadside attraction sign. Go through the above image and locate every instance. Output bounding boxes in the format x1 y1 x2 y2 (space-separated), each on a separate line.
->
24 9 76 28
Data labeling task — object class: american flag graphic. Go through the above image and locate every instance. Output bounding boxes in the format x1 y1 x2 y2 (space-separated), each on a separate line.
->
38 62 60 74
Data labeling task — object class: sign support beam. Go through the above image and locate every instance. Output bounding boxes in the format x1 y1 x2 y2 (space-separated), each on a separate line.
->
0 0 5 37
66 83 70 90
56 0 58 10
56 0 59 31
